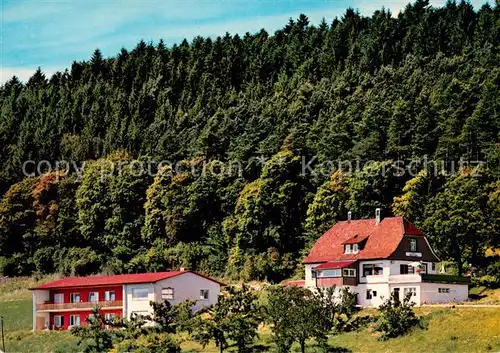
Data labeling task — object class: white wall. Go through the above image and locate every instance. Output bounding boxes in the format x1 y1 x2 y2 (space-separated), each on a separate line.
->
33 290 50 331
124 283 156 319
304 263 319 288
420 283 469 304
154 272 220 312
34 289 50 303
356 283 391 307
389 284 421 306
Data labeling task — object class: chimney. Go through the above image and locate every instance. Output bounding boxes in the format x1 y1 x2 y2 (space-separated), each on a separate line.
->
375 208 381 225
180 267 186 271
347 211 352 222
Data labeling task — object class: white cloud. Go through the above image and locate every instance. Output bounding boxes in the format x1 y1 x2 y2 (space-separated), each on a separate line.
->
0 67 56 85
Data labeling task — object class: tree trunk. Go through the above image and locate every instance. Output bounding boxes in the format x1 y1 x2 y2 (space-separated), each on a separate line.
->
452 237 463 276
300 340 305 353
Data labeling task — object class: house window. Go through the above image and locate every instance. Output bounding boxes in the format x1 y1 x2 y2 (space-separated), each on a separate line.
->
88 292 99 303
161 287 175 300
200 289 210 300
353 244 359 253
53 293 64 304
404 287 417 297
363 263 383 276
323 269 341 277
311 270 317 278
54 315 63 328
343 268 356 277
104 313 116 329
104 291 115 301
400 264 415 274
438 288 450 293
132 288 149 300
366 289 373 299
70 293 80 303
344 244 351 254
432 262 436 271
421 264 427 274
372 291 377 297
410 238 417 252
70 315 81 326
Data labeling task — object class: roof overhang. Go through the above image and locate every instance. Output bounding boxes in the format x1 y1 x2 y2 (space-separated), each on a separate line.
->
312 260 357 270
30 270 225 290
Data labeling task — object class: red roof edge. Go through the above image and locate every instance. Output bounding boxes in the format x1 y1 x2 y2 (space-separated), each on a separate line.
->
403 219 424 236
312 260 357 270
30 270 225 290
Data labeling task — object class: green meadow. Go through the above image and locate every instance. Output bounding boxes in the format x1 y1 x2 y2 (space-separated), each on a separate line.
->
1 278 499 353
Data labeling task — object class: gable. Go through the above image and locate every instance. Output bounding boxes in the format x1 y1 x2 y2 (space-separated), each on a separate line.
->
388 234 440 262
303 217 433 264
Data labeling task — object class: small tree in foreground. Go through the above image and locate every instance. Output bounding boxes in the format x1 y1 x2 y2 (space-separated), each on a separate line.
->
193 284 260 353
149 299 196 333
71 307 115 353
375 292 421 339
266 285 329 353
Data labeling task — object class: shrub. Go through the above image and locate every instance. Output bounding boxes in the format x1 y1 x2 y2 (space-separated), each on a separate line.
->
193 284 260 353
112 333 180 353
0 253 32 276
266 285 329 353
375 292 421 339
32 246 56 274
337 287 358 317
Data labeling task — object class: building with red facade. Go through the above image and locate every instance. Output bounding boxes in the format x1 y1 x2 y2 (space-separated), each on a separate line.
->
30 270 222 330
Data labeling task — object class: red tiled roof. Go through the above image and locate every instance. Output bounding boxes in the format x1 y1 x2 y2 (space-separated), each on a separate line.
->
403 219 424 235
31 270 224 290
342 234 369 245
312 260 357 270
303 216 423 264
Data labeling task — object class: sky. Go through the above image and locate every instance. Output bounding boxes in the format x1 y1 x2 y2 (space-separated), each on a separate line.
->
0 0 491 84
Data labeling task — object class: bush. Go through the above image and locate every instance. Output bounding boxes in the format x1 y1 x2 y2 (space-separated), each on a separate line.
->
112 333 180 353
0 253 32 276
375 292 421 339
32 246 56 274
53 247 102 276
473 275 500 289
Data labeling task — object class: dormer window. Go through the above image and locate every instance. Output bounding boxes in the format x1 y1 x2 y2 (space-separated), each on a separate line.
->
353 244 359 253
344 244 351 254
410 238 417 252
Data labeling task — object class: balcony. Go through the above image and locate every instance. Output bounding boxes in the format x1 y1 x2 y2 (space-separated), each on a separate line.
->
360 275 386 284
389 274 422 283
36 300 123 312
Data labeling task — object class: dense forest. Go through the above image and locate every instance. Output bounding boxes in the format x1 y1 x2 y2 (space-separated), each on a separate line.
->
0 0 499 282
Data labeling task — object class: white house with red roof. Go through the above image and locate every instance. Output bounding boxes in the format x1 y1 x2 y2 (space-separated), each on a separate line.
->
30 269 223 331
303 210 470 307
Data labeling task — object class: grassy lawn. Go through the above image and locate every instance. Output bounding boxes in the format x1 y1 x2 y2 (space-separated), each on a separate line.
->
0 300 32 333
178 307 500 353
0 278 499 352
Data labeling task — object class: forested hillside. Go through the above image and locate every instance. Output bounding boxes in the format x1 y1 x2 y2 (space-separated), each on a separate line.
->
0 0 499 282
